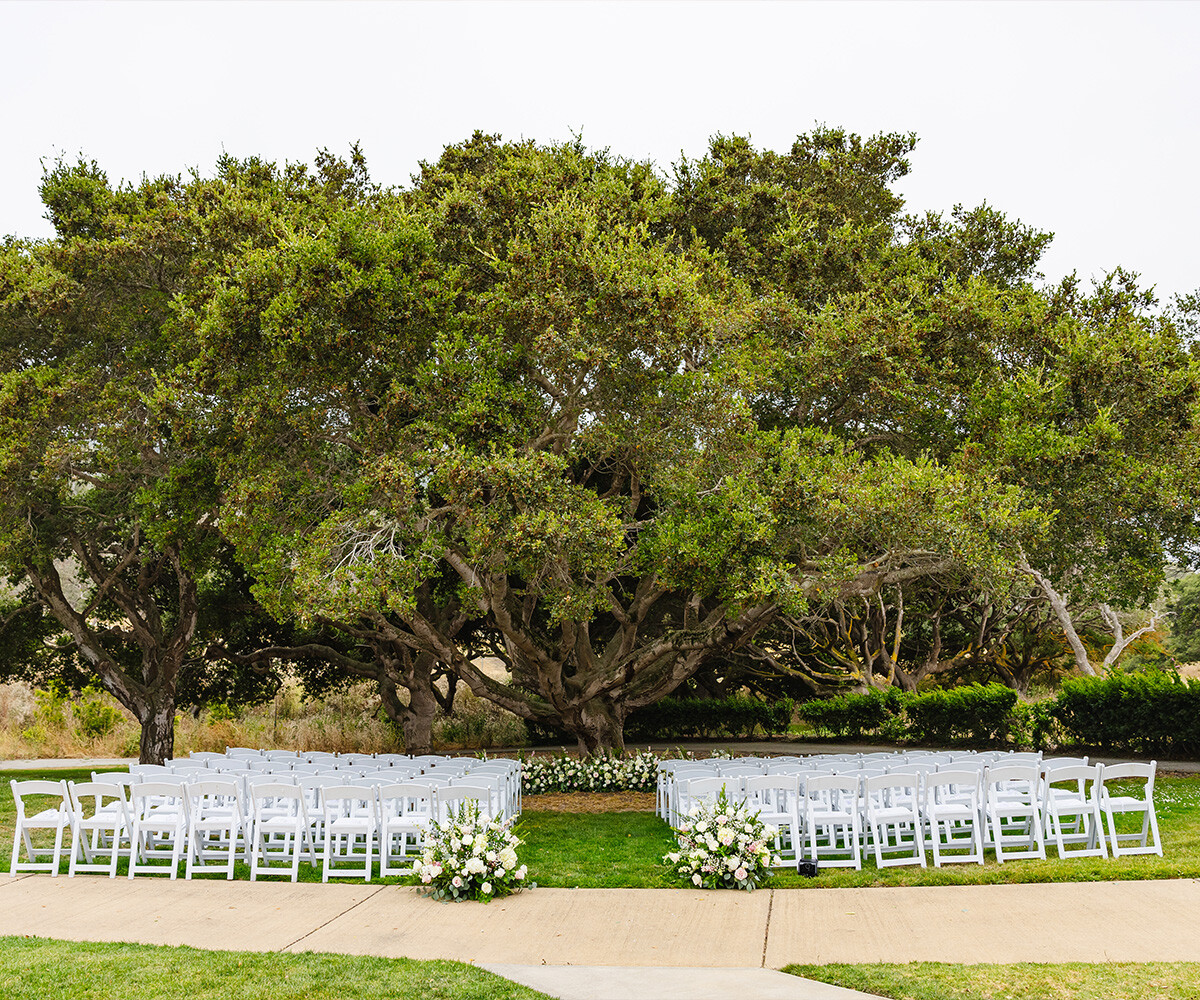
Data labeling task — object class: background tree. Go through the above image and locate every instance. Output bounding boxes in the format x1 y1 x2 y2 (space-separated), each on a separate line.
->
1167 574 1200 665
0 151 382 761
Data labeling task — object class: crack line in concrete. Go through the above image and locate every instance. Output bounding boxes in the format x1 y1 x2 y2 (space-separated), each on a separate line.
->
761 888 774 968
278 885 390 953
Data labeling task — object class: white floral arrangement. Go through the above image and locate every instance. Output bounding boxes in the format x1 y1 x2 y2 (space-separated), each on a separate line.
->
663 787 778 891
521 748 733 795
410 800 531 902
521 750 660 794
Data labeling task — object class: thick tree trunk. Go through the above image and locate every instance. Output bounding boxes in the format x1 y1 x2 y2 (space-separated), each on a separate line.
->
400 677 438 756
571 699 627 756
376 651 440 756
138 698 176 764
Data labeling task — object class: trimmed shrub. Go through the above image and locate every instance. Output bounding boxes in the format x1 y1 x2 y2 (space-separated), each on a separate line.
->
623 696 795 741
1052 673 1200 753
905 683 1017 744
796 687 903 740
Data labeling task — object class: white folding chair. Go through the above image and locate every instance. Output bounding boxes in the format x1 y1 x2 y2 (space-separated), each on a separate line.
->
128 781 188 878
184 778 247 879
803 773 862 869
320 785 377 882
129 764 172 779
377 782 435 876
1099 761 1163 857
923 769 985 866
9 779 71 876
984 764 1046 862
249 782 317 881
1041 763 1107 859
66 781 129 877
863 773 926 868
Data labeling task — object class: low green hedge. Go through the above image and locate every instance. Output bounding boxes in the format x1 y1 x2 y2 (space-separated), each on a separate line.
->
526 695 794 745
1052 673 1200 754
625 695 795 741
797 674 1200 754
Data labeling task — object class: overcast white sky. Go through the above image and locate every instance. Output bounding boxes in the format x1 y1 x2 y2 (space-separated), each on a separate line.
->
3 0 1197 301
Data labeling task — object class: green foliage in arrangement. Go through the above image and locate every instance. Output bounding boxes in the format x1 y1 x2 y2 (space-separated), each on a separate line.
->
519 750 662 794
663 786 777 890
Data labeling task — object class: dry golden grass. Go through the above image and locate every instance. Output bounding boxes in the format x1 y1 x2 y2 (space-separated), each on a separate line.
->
0 678 530 760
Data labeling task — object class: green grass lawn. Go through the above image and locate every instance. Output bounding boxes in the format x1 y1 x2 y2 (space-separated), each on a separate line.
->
784 962 1200 1000
5 768 1199 888
0 937 553 1000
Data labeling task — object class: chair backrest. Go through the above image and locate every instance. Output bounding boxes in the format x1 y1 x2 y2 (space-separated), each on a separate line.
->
250 781 306 819
129 780 187 814
185 778 244 813
805 772 861 810
983 763 1042 802
92 771 136 793
129 763 172 777
377 782 435 821
924 768 982 805
321 784 376 820
1099 760 1157 793
1043 763 1101 787
436 784 493 821
742 773 799 811
67 780 127 820
682 775 739 797
888 762 936 777
226 748 262 758
864 772 921 809
715 763 763 777
11 779 69 818
1043 756 1089 770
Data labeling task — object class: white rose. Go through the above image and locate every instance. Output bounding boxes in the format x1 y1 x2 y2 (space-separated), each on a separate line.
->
481 881 492 895
692 873 702 886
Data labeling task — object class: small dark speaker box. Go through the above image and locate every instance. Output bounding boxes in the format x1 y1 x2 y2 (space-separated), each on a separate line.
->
796 858 818 877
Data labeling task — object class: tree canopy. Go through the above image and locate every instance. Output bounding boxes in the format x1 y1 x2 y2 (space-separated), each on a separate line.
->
3 131 1197 756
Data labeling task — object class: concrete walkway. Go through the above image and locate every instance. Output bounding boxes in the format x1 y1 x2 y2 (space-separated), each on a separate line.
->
5 876 1200 998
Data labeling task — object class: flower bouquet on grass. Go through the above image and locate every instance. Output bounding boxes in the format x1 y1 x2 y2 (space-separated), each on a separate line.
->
411 800 532 902
663 787 778 891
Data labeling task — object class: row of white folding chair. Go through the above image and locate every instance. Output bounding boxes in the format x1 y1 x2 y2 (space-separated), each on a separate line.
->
317 780 502 882
668 760 1160 870
27 774 501 882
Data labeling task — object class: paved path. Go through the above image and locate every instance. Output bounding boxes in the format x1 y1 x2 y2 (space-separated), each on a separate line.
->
5 876 1200 998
